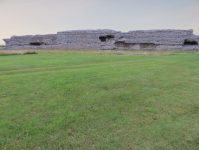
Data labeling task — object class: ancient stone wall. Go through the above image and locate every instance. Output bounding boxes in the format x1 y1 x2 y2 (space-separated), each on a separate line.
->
3 34 58 50
3 29 199 51
56 29 120 50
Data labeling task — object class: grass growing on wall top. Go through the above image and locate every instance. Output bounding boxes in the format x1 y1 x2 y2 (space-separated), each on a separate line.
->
0 51 199 149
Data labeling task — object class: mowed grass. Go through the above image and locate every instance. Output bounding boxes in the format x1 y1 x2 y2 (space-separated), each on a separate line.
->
0 50 199 149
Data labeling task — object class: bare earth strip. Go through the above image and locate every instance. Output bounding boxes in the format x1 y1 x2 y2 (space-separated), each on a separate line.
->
34 50 199 56
0 50 37 55
1 49 199 56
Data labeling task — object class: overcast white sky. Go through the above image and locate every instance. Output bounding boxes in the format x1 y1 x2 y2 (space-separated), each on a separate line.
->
0 0 199 44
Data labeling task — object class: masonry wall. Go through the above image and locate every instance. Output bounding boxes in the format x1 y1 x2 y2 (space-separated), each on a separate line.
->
56 30 120 50
3 29 199 51
115 29 199 51
3 34 58 50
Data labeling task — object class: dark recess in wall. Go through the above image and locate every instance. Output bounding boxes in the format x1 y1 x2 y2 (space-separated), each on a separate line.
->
115 41 136 48
30 42 43 46
140 43 156 49
99 35 114 42
184 40 198 45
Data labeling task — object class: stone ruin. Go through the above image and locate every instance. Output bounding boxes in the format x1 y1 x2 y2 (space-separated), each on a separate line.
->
3 29 199 51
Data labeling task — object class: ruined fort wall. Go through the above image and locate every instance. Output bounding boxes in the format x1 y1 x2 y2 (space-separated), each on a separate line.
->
56 30 120 50
114 29 199 51
3 29 199 51
3 34 58 50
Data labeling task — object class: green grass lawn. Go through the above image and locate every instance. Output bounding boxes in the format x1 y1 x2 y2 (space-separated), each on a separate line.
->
0 50 199 149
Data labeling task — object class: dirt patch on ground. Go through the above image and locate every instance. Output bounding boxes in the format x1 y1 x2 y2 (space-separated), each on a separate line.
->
0 50 37 56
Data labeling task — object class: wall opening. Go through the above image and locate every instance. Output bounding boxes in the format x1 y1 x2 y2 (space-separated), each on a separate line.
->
99 37 106 42
115 41 133 47
115 42 156 50
140 43 156 49
99 35 114 42
184 40 198 45
115 41 140 50
30 42 43 46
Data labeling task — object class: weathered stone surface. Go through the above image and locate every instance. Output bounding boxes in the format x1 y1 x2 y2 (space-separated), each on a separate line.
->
3 29 199 51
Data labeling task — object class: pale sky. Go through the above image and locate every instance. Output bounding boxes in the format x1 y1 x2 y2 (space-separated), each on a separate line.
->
0 0 199 44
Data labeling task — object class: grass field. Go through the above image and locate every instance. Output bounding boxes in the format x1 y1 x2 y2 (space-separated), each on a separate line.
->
0 50 199 149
